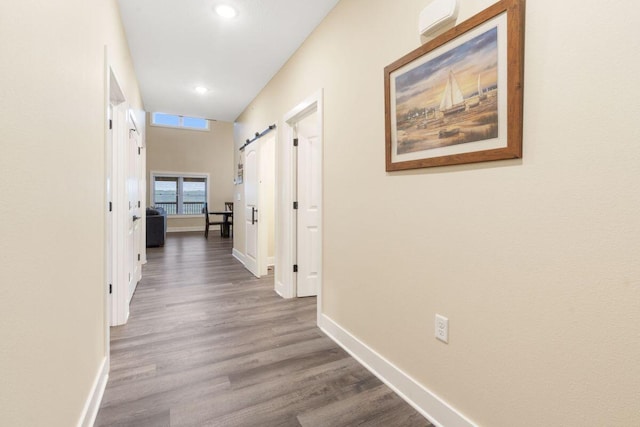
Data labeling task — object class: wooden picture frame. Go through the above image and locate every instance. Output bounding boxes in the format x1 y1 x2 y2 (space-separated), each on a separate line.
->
385 0 525 171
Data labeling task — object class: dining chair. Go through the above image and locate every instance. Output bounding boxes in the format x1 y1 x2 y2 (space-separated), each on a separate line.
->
203 202 225 238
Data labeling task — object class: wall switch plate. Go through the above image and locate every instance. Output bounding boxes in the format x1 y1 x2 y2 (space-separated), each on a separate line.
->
435 314 449 343
236 192 241 201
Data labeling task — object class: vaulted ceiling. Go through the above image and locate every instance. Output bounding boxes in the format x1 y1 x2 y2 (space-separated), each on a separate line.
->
117 0 340 122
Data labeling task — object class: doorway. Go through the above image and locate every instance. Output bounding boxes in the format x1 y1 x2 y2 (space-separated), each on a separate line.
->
107 69 144 327
107 68 125 327
277 90 323 308
127 113 142 296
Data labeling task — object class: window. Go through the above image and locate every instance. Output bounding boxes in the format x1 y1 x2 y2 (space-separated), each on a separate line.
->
151 173 208 215
151 113 209 130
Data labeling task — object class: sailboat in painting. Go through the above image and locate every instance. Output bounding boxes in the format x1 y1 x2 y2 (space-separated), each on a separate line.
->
478 73 487 100
467 74 485 109
439 70 466 115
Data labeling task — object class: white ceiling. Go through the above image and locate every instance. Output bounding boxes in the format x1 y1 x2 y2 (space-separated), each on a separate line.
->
117 0 340 122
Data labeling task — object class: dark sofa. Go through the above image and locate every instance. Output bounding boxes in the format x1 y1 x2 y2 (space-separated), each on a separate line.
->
146 206 167 247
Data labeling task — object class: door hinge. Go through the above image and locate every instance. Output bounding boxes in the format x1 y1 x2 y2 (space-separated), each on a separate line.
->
137 253 141 261
109 284 112 294
293 264 298 273
138 201 141 208
293 138 298 147
138 147 141 155
109 201 112 212
109 119 112 130
293 201 298 210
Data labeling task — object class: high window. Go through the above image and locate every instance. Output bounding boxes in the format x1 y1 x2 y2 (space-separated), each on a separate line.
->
151 173 208 215
151 112 209 131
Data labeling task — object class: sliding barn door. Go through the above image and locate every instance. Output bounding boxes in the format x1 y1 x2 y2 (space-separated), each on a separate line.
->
244 143 260 277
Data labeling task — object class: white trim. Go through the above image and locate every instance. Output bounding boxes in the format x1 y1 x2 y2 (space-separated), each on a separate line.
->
266 256 275 267
103 45 112 381
167 226 207 233
150 170 211 177
274 279 287 298
150 112 210 131
149 123 211 132
232 248 246 265
283 90 323 122
76 357 108 427
318 314 477 427
129 278 138 303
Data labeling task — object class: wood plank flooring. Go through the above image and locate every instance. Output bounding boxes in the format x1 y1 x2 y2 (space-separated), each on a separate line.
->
96 232 432 427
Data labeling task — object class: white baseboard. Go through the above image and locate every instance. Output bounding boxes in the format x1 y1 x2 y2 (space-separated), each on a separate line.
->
275 278 296 299
274 279 285 298
167 226 206 233
232 248 246 265
274 279 290 299
77 356 108 427
318 314 476 427
266 256 275 267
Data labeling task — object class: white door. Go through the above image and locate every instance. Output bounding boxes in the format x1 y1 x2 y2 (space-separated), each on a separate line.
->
244 144 260 277
106 104 113 326
131 116 143 283
111 100 129 325
296 111 321 297
127 125 141 299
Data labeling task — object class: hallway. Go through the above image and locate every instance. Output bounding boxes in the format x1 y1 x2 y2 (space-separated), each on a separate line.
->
95 233 431 426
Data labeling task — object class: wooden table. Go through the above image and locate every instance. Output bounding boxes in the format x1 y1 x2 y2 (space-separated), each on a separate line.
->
209 210 233 237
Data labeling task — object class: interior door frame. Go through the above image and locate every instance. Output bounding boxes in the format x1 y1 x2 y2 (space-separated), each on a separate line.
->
277 89 323 315
108 65 130 327
104 50 115 370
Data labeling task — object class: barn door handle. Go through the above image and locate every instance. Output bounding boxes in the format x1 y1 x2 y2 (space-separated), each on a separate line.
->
252 207 258 225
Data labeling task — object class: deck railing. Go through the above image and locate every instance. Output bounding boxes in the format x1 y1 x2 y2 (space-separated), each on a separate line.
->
154 202 205 215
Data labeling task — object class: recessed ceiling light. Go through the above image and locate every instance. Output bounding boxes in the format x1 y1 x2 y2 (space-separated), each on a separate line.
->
215 4 237 19
195 86 208 94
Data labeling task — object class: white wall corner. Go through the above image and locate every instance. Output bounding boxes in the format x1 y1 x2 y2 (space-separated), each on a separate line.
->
77 357 108 427
274 279 294 299
232 248 246 266
318 314 477 427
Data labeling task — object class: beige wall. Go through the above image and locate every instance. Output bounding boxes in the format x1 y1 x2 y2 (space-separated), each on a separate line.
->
0 1 142 426
146 120 235 230
235 0 640 425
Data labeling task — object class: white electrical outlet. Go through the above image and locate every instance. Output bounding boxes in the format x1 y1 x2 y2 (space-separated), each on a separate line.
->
435 314 449 343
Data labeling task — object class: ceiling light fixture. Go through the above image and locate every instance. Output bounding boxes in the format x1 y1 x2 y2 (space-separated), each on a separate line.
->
215 4 237 19
195 86 208 94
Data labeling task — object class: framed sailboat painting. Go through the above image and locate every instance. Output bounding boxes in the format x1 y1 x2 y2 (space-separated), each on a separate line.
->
385 0 525 171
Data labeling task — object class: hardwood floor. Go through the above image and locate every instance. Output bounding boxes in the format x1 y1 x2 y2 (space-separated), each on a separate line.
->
96 232 432 427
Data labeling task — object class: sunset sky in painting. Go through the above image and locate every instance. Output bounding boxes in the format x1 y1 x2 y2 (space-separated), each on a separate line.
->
395 27 498 111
